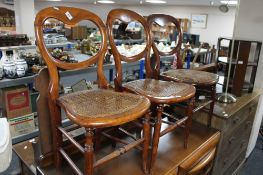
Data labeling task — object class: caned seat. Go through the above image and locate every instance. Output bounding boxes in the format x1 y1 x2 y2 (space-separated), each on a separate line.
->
124 79 195 104
147 14 219 127
35 7 151 175
107 9 196 174
162 69 219 86
57 90 150 128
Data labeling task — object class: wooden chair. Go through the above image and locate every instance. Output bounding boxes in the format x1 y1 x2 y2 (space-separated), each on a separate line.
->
107 9 196 173
147 14 219 127
177 132 220 175
35 6 152 175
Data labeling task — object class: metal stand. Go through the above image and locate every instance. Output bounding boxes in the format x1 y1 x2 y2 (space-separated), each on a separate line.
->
216 0 240 104
217 92 237 103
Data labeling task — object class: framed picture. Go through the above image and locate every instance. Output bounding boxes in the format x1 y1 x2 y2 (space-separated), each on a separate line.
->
191 14 208 29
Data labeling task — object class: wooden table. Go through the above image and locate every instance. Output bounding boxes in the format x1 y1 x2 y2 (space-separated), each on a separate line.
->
13 121 219 175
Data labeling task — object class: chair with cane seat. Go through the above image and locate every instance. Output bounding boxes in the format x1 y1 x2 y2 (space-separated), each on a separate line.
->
147 14 219 127
107 9 196 173
35 6 151 175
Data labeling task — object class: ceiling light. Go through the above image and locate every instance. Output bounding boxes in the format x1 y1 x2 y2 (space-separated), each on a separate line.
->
146 0 167 4
97 0 115 4
220 0 238 5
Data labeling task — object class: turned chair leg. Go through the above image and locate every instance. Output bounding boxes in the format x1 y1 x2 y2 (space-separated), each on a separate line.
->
52 107 63 170
142 111 151 174
84 128 95 175
150 105 163 174
208 85 216 127
54 127 63 170
184 97 195 149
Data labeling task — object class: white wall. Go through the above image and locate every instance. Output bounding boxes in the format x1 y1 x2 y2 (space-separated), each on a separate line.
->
14 0 35 37
122 5 236 46
0 2 14 10
234 0 263 157
34 2 236 46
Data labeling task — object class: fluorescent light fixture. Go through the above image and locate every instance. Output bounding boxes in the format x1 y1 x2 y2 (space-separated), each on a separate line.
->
97 0 115 4
48 0 62 1
146 0 167 4
220 0 238 5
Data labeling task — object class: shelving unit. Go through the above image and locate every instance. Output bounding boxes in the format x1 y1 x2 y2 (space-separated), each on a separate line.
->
217 37 262 96
0 42 75 51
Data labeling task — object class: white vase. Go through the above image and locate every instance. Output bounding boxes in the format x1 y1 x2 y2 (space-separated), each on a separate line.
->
16 67 25 77
0 50 8 65
3 60 16 78
0 65 3 79
12 49 20 61
15 59 28 72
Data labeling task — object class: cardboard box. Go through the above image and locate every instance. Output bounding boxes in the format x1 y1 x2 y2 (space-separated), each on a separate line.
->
0 86 32 118
8 113 35 137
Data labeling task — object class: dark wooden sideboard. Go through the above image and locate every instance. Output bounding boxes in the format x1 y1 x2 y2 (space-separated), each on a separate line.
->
194 90 261 175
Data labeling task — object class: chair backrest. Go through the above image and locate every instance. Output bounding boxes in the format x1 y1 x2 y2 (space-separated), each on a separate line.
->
147 14 183 78
35 6 109 98
177 132 220 175
106 9 152 91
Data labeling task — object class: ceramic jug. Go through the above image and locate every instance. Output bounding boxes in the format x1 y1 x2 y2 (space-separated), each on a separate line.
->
16 67 25 77
0 65 3 79
3 59 16 78
0 50 8 64
15 59 28 72
12 49 20 61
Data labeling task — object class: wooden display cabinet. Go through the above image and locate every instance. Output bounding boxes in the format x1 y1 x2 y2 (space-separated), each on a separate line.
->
217 37 262 97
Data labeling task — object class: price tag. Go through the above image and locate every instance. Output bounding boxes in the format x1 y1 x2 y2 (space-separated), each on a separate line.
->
238 61 243 64
65 11 73 20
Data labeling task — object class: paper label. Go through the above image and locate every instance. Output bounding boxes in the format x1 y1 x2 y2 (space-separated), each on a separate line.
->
65 11 73 20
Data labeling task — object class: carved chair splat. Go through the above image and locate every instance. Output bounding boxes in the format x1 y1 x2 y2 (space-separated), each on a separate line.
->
147 14 219 127
35 6 151 175
107 9 196 174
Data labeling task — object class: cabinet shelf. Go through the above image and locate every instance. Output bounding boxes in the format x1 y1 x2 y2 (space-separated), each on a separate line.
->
217 37 262 96
218 56 258 66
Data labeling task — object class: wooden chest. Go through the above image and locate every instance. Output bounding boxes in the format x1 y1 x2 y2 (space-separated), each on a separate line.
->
194 90 261 175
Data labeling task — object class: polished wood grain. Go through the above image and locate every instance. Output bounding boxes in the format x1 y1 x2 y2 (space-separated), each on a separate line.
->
13 122 219 175
147 14 183 78
177 132 220 175
35 6 151 175
161 69 219 86
107 9 196 173
34 68 53 167
193 90 261 175
147 14 218 127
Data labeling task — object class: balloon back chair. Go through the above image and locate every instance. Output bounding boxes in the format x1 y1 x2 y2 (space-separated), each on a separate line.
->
35 6 151 175
107 9 196 173
147 14 219 127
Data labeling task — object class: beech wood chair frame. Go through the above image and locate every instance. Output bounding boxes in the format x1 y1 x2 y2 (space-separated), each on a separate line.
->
35 6 152 175
178 132 220 175
147 14 218 127
107 9 196 174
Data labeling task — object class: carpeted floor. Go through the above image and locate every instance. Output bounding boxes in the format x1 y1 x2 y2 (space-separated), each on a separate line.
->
238 134 263 175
